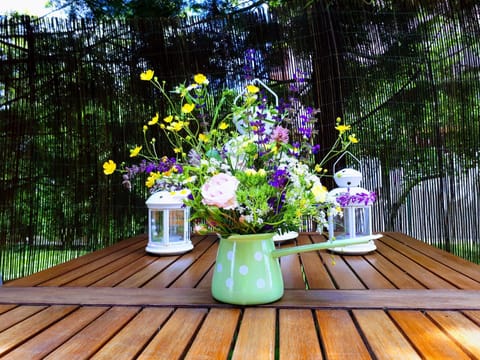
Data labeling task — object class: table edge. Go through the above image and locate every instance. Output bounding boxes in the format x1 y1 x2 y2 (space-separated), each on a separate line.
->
1 287 479 310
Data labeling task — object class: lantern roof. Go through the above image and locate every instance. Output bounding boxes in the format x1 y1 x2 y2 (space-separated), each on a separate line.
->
146 189 191 208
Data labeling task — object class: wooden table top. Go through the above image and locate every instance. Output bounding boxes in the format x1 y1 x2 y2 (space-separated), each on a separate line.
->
1 232 480 359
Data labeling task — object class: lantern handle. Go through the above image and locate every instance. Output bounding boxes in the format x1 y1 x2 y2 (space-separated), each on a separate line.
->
233 78 279 106
333 151 361 174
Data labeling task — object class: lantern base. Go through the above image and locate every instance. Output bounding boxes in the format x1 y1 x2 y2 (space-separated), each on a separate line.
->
145 242 193 255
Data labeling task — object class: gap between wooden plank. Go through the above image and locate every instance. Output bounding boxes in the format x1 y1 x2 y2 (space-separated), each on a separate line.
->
1 287 480 310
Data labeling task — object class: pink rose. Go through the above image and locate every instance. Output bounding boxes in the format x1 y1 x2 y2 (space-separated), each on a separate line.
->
201 173 239 209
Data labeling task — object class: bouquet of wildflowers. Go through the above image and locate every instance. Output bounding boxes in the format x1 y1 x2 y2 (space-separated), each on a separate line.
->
103 70 358 237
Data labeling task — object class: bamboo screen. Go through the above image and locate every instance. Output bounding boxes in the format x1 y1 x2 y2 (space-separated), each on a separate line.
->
1 1 479 280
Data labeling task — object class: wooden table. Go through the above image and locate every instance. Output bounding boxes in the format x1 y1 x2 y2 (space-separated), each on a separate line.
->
1 232 480 359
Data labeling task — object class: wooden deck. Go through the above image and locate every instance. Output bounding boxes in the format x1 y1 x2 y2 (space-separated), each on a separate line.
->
1 232 480 359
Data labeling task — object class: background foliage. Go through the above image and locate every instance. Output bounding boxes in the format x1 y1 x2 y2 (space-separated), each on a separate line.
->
1 0 480 280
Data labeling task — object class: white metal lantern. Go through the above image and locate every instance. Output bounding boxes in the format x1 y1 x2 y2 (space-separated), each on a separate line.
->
328 153 382 247
145 189 193 255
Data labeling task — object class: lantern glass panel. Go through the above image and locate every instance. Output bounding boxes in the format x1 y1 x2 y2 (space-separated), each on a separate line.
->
331 206 372 239
169 209 185 242
353 207 371 236
331 213 345 234
151 210 164 243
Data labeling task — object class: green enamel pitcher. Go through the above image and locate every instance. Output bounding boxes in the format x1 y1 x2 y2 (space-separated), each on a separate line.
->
211 232 380 305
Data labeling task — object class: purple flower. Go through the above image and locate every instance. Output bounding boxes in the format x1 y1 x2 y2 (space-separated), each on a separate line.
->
188 149 201 166
288 142 300 158
269 168 289 188
336 191 377 207
268 191 286 214
298 126 313 139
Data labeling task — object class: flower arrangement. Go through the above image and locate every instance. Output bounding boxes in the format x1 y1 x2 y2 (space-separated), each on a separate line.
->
103 70 358 237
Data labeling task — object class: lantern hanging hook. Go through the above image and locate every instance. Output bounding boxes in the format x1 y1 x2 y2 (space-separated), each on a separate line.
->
333 151 361 174
233 78 279 106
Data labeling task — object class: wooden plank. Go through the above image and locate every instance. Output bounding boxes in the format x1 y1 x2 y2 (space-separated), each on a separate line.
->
2 287 480 310
3 307 108 360
94 308 175 360
143 235 218 288
64 246 148 287
463 310 480 325
342 255 395 289
353 310 421 359
0 304 17 315
80 233 203 287
0 305 46 332
306 234 368 289
297 234 335 289
184 308 241 360
115 255 180 288
279 240 308 289
170 239 217 288
315 310 371 360
389 310 471 359
374 240 455 289
386 232 480 280
90 255 159 287
381 235 480 289
196 264 214 288
43 306 140 360
114 236 212 288
318 251 366 289
231 308 276 360
363 250 425 289
427 310 480 358
39 241 147 287
279 309 322 359
137 308 207 360
5 235 146 287
0 305 78 357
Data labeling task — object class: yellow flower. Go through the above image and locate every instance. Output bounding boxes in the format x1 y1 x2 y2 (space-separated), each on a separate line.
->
103 160 116 175
174 147 182 153
129 146 142 158
198 133 209 142
182 103 195 113
245 169 256 176
143 125 148 132
179 189 190 196
246 84 259 94
168 121 185 132
311 183 327 202
140 70 154 81
163 115 173 123
219 122 229 130
148 113 159 125
194 73 208 85
348 134 359 143
145 172 160 188
314 164 323 173
257 169 266 176
335 124 351 134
